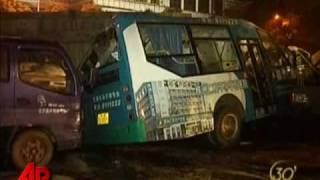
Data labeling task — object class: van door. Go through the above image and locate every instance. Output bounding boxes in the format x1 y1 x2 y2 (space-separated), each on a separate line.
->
238 40 274 118
13 45 80 148
0 45 14 127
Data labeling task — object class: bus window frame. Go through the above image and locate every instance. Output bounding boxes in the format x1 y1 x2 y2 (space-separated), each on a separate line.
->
137 22 243 77
189 24 243 74
238 38 271 77
137 22 200 77
80 26 120 88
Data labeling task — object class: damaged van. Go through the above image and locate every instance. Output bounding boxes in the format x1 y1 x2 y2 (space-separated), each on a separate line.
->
0 37 82 169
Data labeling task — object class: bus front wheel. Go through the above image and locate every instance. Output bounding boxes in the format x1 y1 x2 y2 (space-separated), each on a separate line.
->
208 108 243 149
11 130 54 169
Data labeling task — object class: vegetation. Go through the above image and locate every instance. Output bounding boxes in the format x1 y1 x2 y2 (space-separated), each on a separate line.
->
0 0 101 12
0 0 32 12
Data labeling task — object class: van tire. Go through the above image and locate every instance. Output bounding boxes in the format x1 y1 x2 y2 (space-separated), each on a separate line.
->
208 108 243 149
11 130 54 169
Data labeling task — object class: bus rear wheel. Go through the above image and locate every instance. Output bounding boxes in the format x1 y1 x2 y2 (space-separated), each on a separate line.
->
209 108 242 149
11 130 54 169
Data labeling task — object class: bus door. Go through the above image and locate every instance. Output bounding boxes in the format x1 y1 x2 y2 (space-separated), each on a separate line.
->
0 45 14 127
239 40 274 118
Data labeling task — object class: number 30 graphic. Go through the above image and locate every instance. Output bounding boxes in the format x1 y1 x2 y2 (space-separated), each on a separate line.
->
269 160 297 180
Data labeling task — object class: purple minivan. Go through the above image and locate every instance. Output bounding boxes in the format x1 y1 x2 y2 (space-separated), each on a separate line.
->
0 38 81 169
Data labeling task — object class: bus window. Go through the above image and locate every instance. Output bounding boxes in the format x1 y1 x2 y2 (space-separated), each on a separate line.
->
193 40 222 73
240 44 255 88
82 28 118 72
215 41 240 71
191 25 240 74
0 46 9 82
18 49 73 94
92 28 118 68
138 24 198 77
260 36 286 67
81 28 119 86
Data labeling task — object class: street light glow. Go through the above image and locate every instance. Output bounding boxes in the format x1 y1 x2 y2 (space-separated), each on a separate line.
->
282 19 290 26
274 13 281 20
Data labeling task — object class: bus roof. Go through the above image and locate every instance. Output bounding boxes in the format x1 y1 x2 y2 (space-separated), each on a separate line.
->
114 12 258 30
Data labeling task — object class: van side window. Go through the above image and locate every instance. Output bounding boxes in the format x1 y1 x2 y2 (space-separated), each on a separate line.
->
139 24 198 77
0 46 9 82
191 26 240 74
18 49 72 94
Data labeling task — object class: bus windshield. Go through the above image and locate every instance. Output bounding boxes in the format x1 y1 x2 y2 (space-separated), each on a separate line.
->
81 27 118 85
81 28 118 72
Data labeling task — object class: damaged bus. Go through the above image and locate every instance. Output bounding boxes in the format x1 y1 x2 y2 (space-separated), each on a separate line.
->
81 13 297 148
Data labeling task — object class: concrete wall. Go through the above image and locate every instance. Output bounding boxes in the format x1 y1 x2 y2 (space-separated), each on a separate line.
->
0 12 114 68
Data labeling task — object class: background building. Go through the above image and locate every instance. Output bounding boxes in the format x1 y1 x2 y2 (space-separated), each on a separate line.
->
78 0 250 17
4 0 252 16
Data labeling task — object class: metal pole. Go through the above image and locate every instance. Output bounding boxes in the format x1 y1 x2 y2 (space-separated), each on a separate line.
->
222 0 224 16
37 0 40 12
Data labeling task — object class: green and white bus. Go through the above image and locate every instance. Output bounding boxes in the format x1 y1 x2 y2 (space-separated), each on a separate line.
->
81 13 296 148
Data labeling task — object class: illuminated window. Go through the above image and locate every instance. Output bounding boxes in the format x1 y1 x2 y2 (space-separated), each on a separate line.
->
170 0 181 9
198 0 209 13
184 0 196 11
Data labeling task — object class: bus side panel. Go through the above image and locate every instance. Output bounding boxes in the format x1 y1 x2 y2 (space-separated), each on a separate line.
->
83 24 150 145
123 24 249 143
83 82 147 145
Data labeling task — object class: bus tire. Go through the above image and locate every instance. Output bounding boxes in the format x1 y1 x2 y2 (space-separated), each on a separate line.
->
11 130 54 169
209 108 243 149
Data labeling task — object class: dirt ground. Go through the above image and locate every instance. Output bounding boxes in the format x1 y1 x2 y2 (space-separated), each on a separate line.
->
1 116 320 180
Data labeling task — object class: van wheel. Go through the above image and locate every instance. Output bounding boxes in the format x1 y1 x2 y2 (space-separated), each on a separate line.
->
208 108 242 149
12 130 53 169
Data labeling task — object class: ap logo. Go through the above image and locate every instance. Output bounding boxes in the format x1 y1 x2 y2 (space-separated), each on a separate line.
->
19 162 51 180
